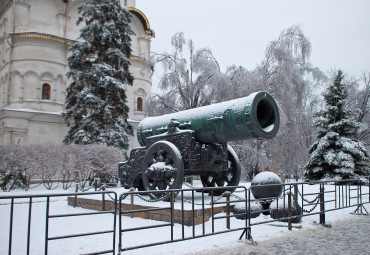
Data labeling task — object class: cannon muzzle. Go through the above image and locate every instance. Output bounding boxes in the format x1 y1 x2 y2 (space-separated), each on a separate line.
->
137 91 280 146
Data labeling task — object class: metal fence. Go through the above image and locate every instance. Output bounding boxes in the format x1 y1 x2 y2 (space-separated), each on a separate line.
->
1 191 117 255
1 178 369 254
247 178 370 236
118 186 248 252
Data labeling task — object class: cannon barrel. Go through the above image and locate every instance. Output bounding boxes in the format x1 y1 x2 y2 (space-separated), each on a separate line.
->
137 91 280 146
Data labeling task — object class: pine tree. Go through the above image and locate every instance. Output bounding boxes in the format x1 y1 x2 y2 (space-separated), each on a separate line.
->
305 70 370 181
63 0 134 151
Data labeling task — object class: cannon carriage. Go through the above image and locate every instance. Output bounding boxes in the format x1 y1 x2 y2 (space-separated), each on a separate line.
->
119 91 280 199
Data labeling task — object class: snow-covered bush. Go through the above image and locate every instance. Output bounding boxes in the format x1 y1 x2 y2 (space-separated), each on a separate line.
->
27 144 61 190
79 144 123 187
0 145 32 191
0 144 124 191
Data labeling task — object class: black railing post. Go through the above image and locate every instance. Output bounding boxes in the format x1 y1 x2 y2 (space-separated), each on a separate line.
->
8 198 14 255
293 184 298 201
359 182 363 206
301 183 304 215
74 183 78 208
112 192 117 255
27 197 33 255
118 194 123 255
240 188 254 242
181 190 185 239
170 191 175 242
202 190 205 235
192 189 195 236
45 196 50 255
225 191 231 230
171 191 175 227
130 189 134 218
211 190 214 233
319 183 325 225
288 192 292 231
246 188 253 242
101 193 105 211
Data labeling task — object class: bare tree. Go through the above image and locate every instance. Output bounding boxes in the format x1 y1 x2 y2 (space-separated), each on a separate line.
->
231 140 270 181
147 32 228 115
225 65 256 99
146 27 328 180
355 71 370 144
230 26 327 179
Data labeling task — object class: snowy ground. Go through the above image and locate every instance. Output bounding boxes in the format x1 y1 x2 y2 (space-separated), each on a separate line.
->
0 181 369 255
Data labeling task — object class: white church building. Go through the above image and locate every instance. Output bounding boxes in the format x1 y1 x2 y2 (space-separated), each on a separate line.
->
0 0 153 150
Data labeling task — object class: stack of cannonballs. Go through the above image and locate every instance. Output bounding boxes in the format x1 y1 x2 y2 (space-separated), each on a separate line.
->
232 171 302 223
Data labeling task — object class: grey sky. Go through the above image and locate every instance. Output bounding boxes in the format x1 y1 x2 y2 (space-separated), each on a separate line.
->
136 0 370 81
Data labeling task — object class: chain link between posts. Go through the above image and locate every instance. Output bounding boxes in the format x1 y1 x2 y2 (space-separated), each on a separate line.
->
124 182 248 205
76 179 109 192
176 192 227 206
135 192 169 203
303 199 320 213
297 188 321 213
180 182 247 205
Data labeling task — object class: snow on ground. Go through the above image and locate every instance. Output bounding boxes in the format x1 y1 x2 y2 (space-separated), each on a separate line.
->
0 181 369 255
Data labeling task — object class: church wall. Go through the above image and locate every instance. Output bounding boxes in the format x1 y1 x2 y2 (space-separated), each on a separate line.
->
0 0 153 152
16 0 59 35
64 0 86 40
126 61 152 121
0 14 9 66
7 34 69 111
22 72 39 102
0 75 7 106
56 75 65 103
0 3 12 109
0 108 67 145
26 113 67 144
130 19 140 57
0 110 28 145
9 0 84 40
10 72 22 101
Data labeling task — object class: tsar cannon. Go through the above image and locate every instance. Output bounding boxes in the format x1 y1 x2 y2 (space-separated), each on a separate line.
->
118 91 280 199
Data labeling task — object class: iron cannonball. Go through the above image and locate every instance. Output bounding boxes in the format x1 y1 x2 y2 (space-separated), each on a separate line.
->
270 199 302 223
250 171 283 199
233 202 262 220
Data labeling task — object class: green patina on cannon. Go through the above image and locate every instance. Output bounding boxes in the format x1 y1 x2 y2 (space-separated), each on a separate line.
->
119 91 280 199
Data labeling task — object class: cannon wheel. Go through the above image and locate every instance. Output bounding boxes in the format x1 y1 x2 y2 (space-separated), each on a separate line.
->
201 145 241 196
142 141 184 200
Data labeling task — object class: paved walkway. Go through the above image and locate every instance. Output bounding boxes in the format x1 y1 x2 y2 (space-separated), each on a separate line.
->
193 214 370 255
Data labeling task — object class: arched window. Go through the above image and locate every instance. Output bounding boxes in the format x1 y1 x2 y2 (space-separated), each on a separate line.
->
137 97 143 111
42 83 51 100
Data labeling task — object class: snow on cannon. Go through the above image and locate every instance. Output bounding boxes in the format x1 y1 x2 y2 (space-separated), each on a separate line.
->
118 91 280 199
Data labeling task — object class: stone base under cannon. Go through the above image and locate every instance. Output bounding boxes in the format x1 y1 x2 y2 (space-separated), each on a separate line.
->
67 196 227 226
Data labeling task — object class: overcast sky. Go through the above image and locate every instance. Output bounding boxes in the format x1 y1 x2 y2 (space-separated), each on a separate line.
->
136 0 370 82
